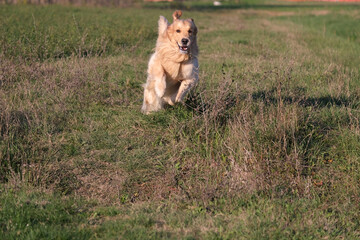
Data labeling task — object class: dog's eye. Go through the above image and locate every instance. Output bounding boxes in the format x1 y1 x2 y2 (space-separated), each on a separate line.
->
188 30 192 34
176 29 181 33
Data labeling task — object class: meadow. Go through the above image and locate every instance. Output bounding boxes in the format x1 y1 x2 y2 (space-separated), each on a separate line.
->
1 0 360 239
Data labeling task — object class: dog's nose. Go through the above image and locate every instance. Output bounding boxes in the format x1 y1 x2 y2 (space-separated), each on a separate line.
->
181 38 189 45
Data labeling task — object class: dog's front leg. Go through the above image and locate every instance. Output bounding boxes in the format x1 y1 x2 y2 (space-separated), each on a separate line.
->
142 74 166 114
154 74 166 98
175 78 198 103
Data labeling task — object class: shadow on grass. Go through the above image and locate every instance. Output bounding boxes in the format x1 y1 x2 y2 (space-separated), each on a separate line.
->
181 85 357 153
251 88 359 108
183 86 358 118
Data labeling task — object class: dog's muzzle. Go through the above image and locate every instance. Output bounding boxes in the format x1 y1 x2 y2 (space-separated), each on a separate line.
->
178 38 190 54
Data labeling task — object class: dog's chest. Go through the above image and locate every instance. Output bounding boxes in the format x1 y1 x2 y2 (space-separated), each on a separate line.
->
163 61 193 81
163 62 181 80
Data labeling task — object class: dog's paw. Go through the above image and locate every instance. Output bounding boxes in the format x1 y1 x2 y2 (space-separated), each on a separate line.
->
175 96 183 103
141 105 149 115
163 96 175 106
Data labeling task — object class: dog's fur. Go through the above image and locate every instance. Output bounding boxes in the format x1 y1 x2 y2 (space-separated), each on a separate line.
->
141 10 199 114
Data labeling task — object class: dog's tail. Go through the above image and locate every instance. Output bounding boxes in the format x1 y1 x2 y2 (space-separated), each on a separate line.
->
158 16 169 36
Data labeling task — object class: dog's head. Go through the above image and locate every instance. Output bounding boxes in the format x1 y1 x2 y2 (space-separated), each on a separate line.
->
158 10 198 55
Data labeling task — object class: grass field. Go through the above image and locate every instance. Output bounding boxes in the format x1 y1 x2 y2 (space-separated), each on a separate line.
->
1 0 360 239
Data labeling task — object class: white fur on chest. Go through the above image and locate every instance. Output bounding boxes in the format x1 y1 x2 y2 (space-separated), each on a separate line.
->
165 58 199 82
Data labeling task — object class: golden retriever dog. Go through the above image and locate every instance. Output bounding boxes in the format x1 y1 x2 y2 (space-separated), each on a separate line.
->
141 10 199 114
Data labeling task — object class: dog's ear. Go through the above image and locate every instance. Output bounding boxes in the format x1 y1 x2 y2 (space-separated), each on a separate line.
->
172 10 182 21
193 25 198 35
158 16 169 36
188 18 197 35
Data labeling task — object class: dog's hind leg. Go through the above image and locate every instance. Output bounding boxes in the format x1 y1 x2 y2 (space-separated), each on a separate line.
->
162 81 181 106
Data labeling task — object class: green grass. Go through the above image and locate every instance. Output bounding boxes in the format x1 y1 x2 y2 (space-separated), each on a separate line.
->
0 5 158 61
0 188 94 239
1 1 360 239
2 189 359 239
